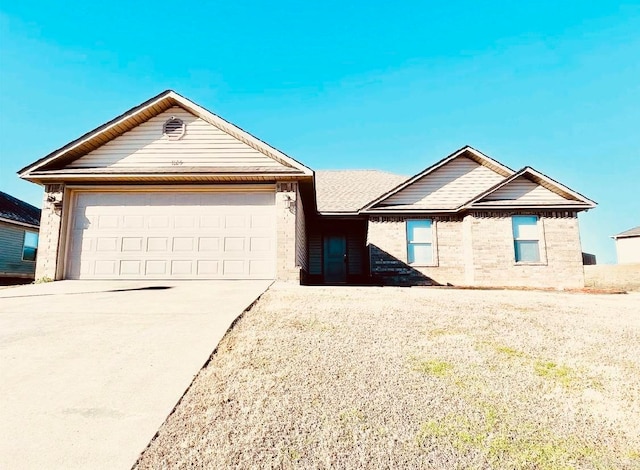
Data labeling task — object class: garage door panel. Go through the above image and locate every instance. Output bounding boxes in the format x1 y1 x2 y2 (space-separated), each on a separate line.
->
66 190 275 279
122 237 143 251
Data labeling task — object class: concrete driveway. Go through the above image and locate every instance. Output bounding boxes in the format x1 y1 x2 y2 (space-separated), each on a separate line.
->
0 280 271 470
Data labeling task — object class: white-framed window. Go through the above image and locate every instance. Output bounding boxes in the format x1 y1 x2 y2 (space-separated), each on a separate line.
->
512 216 540 263
406 219 433 265
22 231 39 262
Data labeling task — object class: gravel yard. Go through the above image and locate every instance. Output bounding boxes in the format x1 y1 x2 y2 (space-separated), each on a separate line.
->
135 285 640 469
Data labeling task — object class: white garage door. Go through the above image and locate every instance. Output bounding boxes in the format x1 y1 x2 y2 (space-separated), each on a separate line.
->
66 190 276 279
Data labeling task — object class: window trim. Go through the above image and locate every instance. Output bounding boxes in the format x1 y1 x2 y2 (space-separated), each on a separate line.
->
406 219 438 267
511 215 547 265
22 230 39 262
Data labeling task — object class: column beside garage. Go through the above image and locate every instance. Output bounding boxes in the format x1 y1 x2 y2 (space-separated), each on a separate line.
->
35 184 65 281
275 181 305 282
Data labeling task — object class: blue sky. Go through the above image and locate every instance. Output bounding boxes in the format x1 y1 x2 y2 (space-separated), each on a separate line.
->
1 1 638 263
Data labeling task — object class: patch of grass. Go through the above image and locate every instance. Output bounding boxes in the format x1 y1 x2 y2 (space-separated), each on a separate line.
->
416 403 600 469
338 408 366 424
280 446 301 462
410 357 453 377
534 360 574 387
289 316 334 332
495 345 527 358
427 327 463 337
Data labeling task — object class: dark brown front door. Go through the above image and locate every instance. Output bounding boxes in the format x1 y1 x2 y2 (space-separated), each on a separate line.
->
324 235 347 283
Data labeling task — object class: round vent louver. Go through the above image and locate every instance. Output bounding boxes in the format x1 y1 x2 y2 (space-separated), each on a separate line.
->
163 117 186 140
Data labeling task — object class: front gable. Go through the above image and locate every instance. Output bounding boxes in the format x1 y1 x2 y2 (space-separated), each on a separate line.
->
19 90 313 183
363 146 513 212
66 106 288 170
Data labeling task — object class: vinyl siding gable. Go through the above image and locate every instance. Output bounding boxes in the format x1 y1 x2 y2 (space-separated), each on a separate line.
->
67 107 293 170
480 176 568 204
378 157 505 210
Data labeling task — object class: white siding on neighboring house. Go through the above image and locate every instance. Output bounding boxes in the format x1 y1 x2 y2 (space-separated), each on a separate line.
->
67 107 292 170
380 157 504 209
481 176 568 204
615 237 640 264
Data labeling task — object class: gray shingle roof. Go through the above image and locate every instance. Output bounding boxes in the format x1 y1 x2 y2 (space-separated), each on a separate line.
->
0 191 41 227
315 170 407 213
613 226 640 239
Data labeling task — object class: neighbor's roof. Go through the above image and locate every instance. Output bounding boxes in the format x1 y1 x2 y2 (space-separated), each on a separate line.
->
0 191 41 228
612 226 640 239
315 170 407 213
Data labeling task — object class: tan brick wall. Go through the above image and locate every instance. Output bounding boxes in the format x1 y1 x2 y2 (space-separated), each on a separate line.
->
35 184 64 281
615 237 640 264
467 214 584 288
368 213 585 288
276 182 301 282
367 216 465 285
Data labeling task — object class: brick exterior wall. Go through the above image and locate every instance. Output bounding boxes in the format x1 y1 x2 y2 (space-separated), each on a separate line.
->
367 212 585 288
276 182 302 282
467 213 584 288
35 184 64 281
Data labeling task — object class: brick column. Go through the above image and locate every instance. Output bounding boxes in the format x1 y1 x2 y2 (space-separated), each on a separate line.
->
275 182 300 282
35 184 64 280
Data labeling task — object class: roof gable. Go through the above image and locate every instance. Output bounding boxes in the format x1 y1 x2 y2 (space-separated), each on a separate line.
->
65 106 292 171
362 146 513 212
19 90 312 179
465 167 596 209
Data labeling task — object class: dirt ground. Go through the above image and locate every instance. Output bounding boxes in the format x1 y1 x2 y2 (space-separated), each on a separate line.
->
135 285 640 469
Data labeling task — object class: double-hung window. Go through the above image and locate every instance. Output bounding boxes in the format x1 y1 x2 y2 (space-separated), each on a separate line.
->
512 216 540 263
406 219 433 265
22 231 39 262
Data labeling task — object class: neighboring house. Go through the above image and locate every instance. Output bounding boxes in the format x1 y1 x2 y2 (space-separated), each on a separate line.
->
18 90 596 288
0 191 41 281
612 226 640 264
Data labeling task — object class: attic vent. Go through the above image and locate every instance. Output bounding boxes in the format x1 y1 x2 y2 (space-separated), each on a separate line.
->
163 117 186 140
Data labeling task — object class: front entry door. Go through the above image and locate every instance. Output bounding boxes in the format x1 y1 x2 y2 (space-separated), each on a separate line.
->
324 235 347 283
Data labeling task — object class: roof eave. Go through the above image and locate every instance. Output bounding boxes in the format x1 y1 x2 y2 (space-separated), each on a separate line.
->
18 90 176 176
22 172 312 184
0 216 40 229
317 211 362 216
360 208 461 215
467 203 595 211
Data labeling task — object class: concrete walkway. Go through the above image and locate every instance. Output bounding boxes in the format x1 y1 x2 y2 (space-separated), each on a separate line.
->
0 280 271 470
